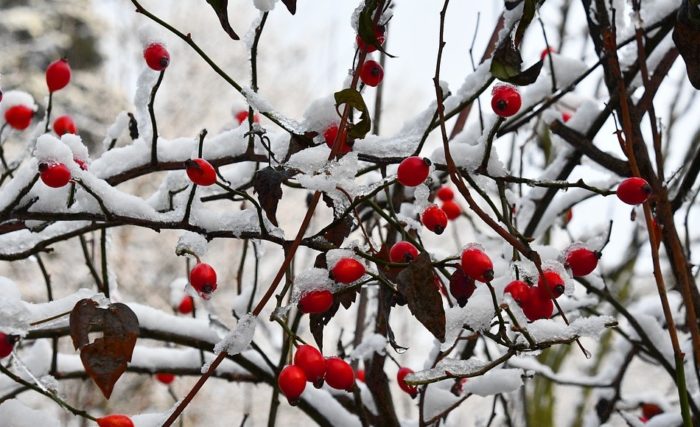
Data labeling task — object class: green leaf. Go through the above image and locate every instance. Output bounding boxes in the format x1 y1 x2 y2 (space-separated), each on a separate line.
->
490 38 523 81
205 0 239 40
334 88 372 140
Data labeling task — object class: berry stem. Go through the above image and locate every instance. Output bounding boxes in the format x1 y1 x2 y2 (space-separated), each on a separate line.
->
149 69 165 165
44 92 53 133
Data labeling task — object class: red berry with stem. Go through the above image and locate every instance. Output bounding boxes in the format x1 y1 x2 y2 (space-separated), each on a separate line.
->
421 205 448 235
537 269 566 299
97 415 134 427
323 124 352 154
460 247 494 283
53 115 77 136
39 162 71 188
156 373 175 384
520 286 554 321
0 333 15 358
331 258 365 283
436 186 454 201
617 177 651 205
449 269 476 307
641 403 663 419
441 200 461 220
389 241 419 263
185 158 217 186
298 290 333 314
504 280 530 305
294 345 326 387
189 263 217 295
360 60 384 87
178 295 194 314
144 43 170 71
566 247 599 277
356 369 365 383
4 105 34 130
356 26 386 53
491 84 522 118
235 110 260 125
325 357 355 391
397 156 431 187
46 58 71 92
278 365 307 404
397 367 418 398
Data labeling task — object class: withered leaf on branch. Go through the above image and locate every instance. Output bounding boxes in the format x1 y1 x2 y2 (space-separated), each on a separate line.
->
253 167 286 226
205 0 240 40
281 0 296 14
673 0 700 89
490 37 543 86
396 252 446 342
69 299 139 399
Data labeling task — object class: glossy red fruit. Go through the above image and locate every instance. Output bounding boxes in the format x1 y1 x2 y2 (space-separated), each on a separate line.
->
504 280 530 304
325 357 355 391
156 373 175 384
460 247 494 283
389 241 419 263
491 84 522 118
421 205 448 235
144 43 170 71
4 105 34 130
562 112 572 122
53 115 77 136
96 415 134 427
278 365 306 403
436 186 454 201
39 162 71 188
46 58 71 92
520 286 554 321
331 258 365 283
356 369 365 383
178 295 194 314
0 333 14 358
189 263 217 295
641 403 663 419
538 270 565 299
185 158 217 186
356 26 386 53
540 46 555 60
397 367 418 398
360 60 384 87
294 345 326 386
617 177 651 205
566 247 599 277
235 110 260 125
441 200 461 220
449 269 476 307
298 290 333 314
323 124 352 154
397 156 431 187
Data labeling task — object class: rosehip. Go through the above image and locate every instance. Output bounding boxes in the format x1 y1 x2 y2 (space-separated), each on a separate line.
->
504 280 530 304
155 373 175 384
46 58 71 92
324 124 352 154
421 205 448 234
397 156 431 187
143 43 170 71
189 263 217 295
449 269 476 307
74 158 88 171
641 403 663 419
520 286 554 321
294 345 326 386
389 241 419 263
325 357 355 391
331 258 365 283
540 46 555 60
278 365 306 403
356 369 365 382
4 105 34 130
235 110 260 125
565 247 599 277
397 367 418 398
562 112 572 122
96 415 134 427
39 162 71 188
360 60 384 87
460 247 494 282
178 295 194 314
538 269 566 298
617 177 651 205
298 290 333 314
185 158 217 186
491 84 522 118
0 333 15 358
441 200 461 220
53 115 77 136
436 186 454 201
356 26 386 53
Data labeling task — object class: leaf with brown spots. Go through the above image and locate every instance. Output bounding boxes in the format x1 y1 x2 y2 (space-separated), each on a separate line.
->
396 253 446 342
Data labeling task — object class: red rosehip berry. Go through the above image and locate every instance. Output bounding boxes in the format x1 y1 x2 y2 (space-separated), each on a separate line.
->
641 403 663 419
441 200 461 220
298 290 333 314
421 205 448 235
397 367 418 398
178 295 194 314
39 162 71 188
324 124 352 154
53 115 77 136
46 58 71 92
436 186 454 201
356 26 386 53
143 43 170 71
616 177 651 205
562 112 572 122
537 269 565 299
324 357 355 391
397 156 431 187
155 373 175 384
96 415 134 427
185 158 217 186
4 105 34 130
294 345 326 387
460 246 494 283
189 263 217 296
491 84 522 118
504 280 530 305
360 60 384 87
356 369 365 383
278 365 306 404
540 46 555 60
520 286 554 321
331 258 365 283
389 241 419 263
0 333 15 358
235 110 260 125
449 269 476 307
565 247 599 277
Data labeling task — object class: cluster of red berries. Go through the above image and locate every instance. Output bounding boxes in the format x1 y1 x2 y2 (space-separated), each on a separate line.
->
436 186 461 220
278 345 355 404
185 158 217 186
189 262 218 298
298 258 366 314
97 414 134 427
